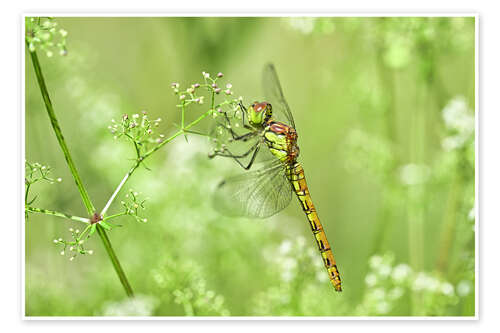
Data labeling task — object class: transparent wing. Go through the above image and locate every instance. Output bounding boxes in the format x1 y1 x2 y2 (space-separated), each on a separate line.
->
213 161 293 218
262 63 296 128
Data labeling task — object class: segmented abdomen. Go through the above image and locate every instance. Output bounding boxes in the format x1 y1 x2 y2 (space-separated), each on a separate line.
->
286 162 342 292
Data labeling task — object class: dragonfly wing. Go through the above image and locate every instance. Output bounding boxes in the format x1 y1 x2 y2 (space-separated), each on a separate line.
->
213 161 293 218
262 63 296 128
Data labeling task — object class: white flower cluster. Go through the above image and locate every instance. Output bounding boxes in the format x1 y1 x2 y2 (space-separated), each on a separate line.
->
100 294 158 316
359 253 464 315
441 96 474 151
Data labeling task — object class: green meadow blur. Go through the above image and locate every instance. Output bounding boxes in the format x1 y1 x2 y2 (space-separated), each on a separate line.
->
25 17 475 316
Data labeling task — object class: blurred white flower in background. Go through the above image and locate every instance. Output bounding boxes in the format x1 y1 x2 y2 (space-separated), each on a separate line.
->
287 17 317 34
399 163 430 186
279 240 292 255
365 273 377 287
440 282 455 296
441 96 474 151
391 263 412 282
457 280 473 296
100 294 158 316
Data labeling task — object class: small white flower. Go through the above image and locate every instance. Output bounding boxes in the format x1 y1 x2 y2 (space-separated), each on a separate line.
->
69 246 74 251
376 301 390 314
457 280 472 296
365 273 377 287
316 271 328 282
468 206 475 220
132 114 140 119
60 251 65 255
58 238 63 242
441 282 455 296
59 29 68 37
69 257 74 261
226 83 232 89
279 240 292 255
75 229 80 234
427 277 440 292
88 250 93 255
392 264 412 282
399 164 430 186
369 255 383 269
57 178 62 182
143 218 148 223
378 264 392 277
372 288 385 300
78 240 84 245
53 239 58 244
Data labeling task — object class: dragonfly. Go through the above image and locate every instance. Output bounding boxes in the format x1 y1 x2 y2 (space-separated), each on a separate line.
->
209 63 342 292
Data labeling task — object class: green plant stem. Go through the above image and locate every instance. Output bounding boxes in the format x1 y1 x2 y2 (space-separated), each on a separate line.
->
25 206 90 223
102 212 127 221
27 45 134 297
96 225 134 297
25 183 30 204
28 48 95 214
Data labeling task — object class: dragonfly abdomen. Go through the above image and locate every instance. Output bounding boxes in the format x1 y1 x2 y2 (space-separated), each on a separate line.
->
286 162 342 292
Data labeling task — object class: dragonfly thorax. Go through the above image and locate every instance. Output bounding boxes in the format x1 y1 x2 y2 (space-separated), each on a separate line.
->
263 121 300 163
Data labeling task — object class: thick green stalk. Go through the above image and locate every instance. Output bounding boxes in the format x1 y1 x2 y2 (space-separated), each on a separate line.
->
96 225 134 297
28 48 95 215
27 45 134 297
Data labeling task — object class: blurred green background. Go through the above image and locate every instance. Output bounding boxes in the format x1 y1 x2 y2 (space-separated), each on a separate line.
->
25 17 475 316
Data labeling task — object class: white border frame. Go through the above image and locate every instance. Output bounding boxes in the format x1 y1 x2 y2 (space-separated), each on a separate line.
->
21 13 479 321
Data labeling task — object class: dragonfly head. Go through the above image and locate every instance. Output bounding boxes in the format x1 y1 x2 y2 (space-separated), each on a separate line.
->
248 101 272 126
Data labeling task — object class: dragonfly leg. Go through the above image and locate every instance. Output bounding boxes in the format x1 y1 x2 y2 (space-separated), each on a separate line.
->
210 143 260 170
238 101 253 130
216 120 255 142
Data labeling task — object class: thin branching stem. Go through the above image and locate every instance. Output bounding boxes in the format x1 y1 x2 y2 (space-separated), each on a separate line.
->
25 206 90 223
100 106 215 217
27 44 134 297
